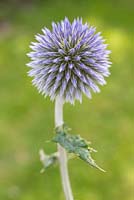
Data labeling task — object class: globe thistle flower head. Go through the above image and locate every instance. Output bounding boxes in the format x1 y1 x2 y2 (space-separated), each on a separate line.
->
27 17 111 104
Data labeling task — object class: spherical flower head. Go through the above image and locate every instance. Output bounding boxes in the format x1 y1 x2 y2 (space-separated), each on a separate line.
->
27 17 111 104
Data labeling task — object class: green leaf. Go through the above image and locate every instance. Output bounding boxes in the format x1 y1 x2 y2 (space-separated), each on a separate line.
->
39 149 58 172
53 124 105 172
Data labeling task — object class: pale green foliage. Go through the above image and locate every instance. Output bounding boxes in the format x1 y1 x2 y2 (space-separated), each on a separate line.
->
39 149 58 172
53 124 105 172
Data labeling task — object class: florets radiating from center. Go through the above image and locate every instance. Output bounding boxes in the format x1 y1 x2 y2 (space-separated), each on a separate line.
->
27 17 112 104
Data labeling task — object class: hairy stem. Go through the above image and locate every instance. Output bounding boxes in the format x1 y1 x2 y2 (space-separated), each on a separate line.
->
55 96 74 200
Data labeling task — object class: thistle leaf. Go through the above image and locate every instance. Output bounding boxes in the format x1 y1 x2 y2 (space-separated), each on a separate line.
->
53 124 105 172
39 149 58 171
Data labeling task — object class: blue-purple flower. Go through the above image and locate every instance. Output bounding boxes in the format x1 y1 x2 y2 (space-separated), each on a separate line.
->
27 17 111 104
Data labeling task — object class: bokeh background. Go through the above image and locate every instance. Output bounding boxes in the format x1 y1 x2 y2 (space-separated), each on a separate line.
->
0 0 133 200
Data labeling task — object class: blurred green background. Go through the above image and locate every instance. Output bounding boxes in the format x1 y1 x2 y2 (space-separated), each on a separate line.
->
0 0 133 200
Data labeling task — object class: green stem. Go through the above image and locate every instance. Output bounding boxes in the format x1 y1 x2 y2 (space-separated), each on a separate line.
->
55 96 74 200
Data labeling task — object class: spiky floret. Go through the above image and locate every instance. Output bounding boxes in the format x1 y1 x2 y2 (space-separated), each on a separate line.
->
27 17 111 104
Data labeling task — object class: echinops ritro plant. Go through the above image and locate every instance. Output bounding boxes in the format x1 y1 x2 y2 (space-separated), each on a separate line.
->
27 17 112 200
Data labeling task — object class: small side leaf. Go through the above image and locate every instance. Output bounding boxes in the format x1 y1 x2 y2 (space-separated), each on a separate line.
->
39 149 58 171
53 124 105 172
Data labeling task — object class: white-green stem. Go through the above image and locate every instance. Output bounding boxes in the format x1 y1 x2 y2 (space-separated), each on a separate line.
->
55 96 74 200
